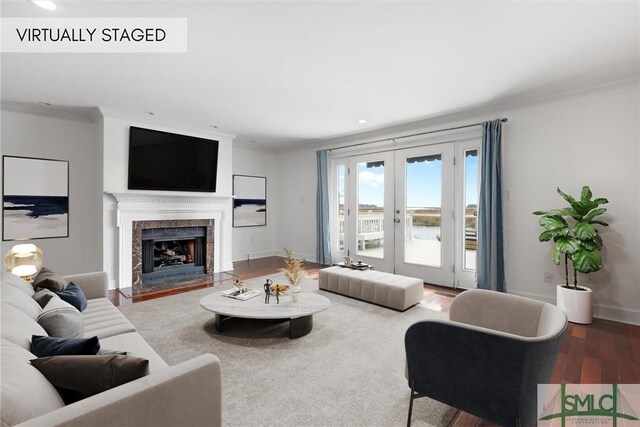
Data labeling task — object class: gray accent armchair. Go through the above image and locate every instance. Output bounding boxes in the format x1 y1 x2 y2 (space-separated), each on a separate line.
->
405 289 567 427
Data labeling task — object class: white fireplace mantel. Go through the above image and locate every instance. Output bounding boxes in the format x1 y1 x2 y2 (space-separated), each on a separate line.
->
107 192 233 289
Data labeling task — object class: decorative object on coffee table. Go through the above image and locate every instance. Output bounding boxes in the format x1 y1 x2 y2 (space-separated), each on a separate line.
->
263 279 273 304
283 248 305 302
270 284 289 304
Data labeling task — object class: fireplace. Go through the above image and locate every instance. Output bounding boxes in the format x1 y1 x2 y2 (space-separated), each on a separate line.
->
132 219 214 293
141 226 207 282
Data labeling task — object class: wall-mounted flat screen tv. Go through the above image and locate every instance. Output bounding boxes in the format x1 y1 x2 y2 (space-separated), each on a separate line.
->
128 126 219 192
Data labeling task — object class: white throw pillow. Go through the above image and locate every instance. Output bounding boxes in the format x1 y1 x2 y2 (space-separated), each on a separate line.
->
37 297 84 338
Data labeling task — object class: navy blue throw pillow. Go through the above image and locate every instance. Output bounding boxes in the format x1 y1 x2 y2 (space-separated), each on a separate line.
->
56 282 88 312
31 335 100 357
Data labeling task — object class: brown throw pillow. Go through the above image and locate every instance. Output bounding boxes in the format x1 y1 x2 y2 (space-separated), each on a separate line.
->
33 267 68 292
30 355 149 403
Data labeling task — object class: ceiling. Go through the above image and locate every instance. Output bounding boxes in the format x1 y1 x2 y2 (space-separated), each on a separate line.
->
2 1 639 149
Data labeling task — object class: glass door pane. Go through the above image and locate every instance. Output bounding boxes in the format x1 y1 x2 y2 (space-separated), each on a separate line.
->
405 154 442 267
356 161 385 258
464 149 478 271
337 164 346 253
395 144 455 287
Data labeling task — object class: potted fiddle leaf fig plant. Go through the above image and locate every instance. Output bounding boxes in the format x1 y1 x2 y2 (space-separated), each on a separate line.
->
533 186 609 324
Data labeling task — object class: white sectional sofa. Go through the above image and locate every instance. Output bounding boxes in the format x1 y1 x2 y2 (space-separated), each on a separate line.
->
1 271 222 427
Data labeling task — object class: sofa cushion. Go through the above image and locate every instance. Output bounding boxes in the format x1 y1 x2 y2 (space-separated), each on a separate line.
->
33 267 68 292
1 271 35 296
82 298 137 339
1 304 48 349
37 297 84 338
1 339 65 426
56 282 88 312
2 284 42 319
33 288 58 308
31 335 100 357
30 354 150 404
100 332 168 372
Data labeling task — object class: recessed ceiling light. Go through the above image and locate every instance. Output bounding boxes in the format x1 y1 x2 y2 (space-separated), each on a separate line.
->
144 111 155 116
37 101 52 106
209 125 218 129
31 0 57 11
357 119 367 124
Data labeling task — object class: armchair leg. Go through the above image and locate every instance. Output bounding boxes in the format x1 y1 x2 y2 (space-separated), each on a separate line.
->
407 379 416 427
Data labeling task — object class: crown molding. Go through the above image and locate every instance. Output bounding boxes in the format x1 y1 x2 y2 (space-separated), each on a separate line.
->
0 101 97 123
277 74 640 154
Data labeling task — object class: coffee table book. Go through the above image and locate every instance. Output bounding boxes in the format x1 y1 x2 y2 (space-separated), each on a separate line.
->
220 288 262 301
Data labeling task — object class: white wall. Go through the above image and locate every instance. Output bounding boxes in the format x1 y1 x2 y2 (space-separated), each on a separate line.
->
277 148 318 261
0 107 103 276
276 82 640 324
100 111 235 288
502 82 639 325
232 145 279 261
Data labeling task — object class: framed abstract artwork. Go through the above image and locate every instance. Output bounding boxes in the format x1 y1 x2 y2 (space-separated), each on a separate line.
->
233 174 266 227
3 156 69 241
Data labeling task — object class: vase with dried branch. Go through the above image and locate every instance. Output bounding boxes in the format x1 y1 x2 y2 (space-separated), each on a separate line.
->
283 248 305 301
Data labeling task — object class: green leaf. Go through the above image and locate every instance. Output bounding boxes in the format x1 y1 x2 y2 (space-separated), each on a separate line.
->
581 186 592 202
589 220 609 227
581 239 598 251
573 221 597 240
538 230 555 242
557 187 575 204
584 208 607 221
539 215 568 231
593 233 603 250
593 197 609 206
552 246 561 264
533 210 547 216
571 249 602 273
555 236 581 254
571 200 599 216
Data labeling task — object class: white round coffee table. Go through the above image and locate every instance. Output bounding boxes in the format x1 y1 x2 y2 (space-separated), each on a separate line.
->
199 291 331 339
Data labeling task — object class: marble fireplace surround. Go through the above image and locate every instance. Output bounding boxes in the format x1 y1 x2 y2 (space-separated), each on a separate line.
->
109 192 232 290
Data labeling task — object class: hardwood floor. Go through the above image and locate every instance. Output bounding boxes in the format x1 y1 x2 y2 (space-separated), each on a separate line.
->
109 256 640 427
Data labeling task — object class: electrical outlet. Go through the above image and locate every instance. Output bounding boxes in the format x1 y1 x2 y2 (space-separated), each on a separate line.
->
543 272 553 283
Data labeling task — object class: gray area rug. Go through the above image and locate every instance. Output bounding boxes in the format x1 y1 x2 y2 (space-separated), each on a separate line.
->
119 274 456 427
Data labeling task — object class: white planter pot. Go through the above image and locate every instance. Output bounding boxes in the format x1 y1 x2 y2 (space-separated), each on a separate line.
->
556 284 593 324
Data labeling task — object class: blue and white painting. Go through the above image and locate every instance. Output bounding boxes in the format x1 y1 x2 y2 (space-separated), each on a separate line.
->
233 175 266 227
3 156 69 240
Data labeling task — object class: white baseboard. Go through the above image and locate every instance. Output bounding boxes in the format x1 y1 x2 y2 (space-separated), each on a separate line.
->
508 289 640 326
232 250 318 264
232 249 280 263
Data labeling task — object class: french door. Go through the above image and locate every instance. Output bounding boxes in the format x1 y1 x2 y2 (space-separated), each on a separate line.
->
334 139 480 288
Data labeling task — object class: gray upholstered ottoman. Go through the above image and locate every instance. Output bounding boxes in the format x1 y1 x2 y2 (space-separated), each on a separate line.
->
318 266 424 311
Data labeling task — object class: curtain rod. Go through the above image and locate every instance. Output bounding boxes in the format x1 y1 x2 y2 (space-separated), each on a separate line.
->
327 118 508 152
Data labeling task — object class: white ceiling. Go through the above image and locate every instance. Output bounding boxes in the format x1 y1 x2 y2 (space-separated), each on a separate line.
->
2 1 639 148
